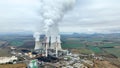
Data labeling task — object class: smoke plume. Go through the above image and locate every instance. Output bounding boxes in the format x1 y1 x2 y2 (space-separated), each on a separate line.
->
40 0 76 36
33 0 75 43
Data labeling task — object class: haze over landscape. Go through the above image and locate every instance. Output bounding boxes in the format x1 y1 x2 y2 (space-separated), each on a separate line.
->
0 0 120 68
0 0 120 33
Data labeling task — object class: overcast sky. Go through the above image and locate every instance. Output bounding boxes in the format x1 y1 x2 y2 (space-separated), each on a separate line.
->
0 0 120 33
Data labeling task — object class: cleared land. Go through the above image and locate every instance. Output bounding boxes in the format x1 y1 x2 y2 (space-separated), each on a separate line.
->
0 63 26 68
0 48 11 57
94 60 118 68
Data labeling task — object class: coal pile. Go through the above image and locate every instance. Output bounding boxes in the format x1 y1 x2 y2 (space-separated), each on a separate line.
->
36 55 59 62
21 49 31 53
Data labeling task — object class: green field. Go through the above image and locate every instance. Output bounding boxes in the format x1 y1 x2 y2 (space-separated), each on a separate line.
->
87 46 102 53
10 40 24 46
78 48 93 54
62 37 120 55
98 43 120 47
62 38 102 53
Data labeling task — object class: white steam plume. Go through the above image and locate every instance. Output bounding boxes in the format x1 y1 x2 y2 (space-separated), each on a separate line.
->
40 0 76 36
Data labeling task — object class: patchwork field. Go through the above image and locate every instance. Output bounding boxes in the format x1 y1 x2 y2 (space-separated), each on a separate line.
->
0 34 120 58
61 37 120 58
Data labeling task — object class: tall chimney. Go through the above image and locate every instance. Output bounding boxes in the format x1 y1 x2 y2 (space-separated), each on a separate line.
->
55 37 58 57
45 36 49 57
45 43 48 57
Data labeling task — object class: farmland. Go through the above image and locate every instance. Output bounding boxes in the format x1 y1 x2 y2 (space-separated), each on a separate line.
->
61 33 120 58
0 33 120 58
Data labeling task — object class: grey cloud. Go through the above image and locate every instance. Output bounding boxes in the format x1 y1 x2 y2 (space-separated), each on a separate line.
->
0 0 120 33
60 0 120 33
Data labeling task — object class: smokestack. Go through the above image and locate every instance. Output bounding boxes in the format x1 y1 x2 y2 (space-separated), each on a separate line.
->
45 36 48 57
55 37 58 57
45 43 48 57
33 32 41 50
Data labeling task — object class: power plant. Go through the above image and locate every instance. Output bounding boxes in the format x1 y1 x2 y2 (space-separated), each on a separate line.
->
33 0 75 58
34 33 62 57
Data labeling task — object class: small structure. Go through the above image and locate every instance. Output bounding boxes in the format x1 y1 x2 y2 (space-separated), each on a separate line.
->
28 59 38 68
73 63 88 68
0 56 18 64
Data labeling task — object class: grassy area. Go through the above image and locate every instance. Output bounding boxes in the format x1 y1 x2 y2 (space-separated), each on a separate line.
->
104 48 120 58
62 38 102 53
70 48 93 54
79 48 93 54
99 43 120 47
87 46 102 53
62 43 85 48
10 40 24 46
62 37 118 54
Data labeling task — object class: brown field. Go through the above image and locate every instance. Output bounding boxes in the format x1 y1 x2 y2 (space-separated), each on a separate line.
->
0 48 11 57
0 63 27 68
94 60 118 68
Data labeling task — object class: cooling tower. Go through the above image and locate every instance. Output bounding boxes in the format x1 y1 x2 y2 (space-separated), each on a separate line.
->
50 35 62 50
34 32 42 50
57 35 62 50
34 41 41 50
50 35 56 49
